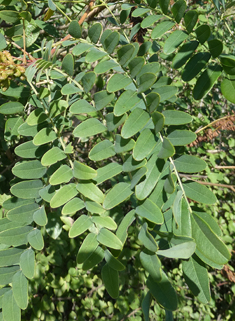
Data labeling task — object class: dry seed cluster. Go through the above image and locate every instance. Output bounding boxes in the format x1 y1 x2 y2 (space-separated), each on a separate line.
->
0 51 25 91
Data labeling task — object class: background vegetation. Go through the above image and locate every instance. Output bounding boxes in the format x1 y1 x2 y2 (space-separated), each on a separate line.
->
0 0 235 320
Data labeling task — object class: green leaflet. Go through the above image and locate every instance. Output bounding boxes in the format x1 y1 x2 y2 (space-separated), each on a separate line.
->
14 140 48 159
62 197 85 215
41 147 66 166
221 78 235 103
130 166 147 189
103 31 120 54
10 180 43 199
20 249 35 279
92 216 117 230
0 266 19 286
135 153 168 200
133 129 157 161
138 223 158 252
76 182 104 204
103 182 133 210
192 212 230 269
116 210 135 244
69 215 93 238
141 291 152 321
182 52 211 82
94 60 119 74
89 140 115 161
2 289 21 321
157 241 196 259
167 130 196 146
136 198 163 224
12 271 28 310
114 90 141 116
146 92 160 113
0 102 24 115
171 0 186 23
33 205 48 226
114 135 135 154
140 252 162 282
195 25 211 44
72 43 92 56
107 74 132 92
85 48 107 63
18 122 47 137
172 41 199 69
28 229 44 250
95 163 123 185
173 194 192 237
164 172 175 194
88 23 102 43
61 83 82 95
151 20 175 39
94 91 115 110
70 99 95 114
152 86 177 102
208 39 223 58
174 155 207 173
162 110 192 125
0 248 24 268
159 0 170 14
7 203 38 225
86 201 105 214
164 30 188 55
62 53 74 76
106 113 127 131
49 165 73 185
117 44 135 67
12 160 46 179
81 72 96 93
141 15 162 28
121 108 150 139
33 128 57 146
73 118 106 138
101 264 119 299
157 137 175 159
137 73 157 93
184 10 198 33
73 161 97 180
82 246 104 270
146 272 178 311
183 181 217 205
50 184 78 208
26 109 47 126
193 64 222 100
77 233 98 264
97 228 123 250
123 154 147 172
129 57 145 78
182 255 211 304
193 210 222 237
104 250 125 271
68 20 82 38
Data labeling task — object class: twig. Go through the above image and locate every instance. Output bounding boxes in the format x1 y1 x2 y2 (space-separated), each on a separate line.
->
180 176 235 192
214 165 235 169
120 308 142 321
195 115 234 134
9 41 36 62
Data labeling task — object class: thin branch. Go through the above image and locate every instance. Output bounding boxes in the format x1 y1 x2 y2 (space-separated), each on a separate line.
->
9 41 36 62
195 115 234 134
180 175 235 192
214 165 235 169
120 308 142 321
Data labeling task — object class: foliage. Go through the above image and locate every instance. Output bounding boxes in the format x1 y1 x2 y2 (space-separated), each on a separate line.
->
0 0 235 320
